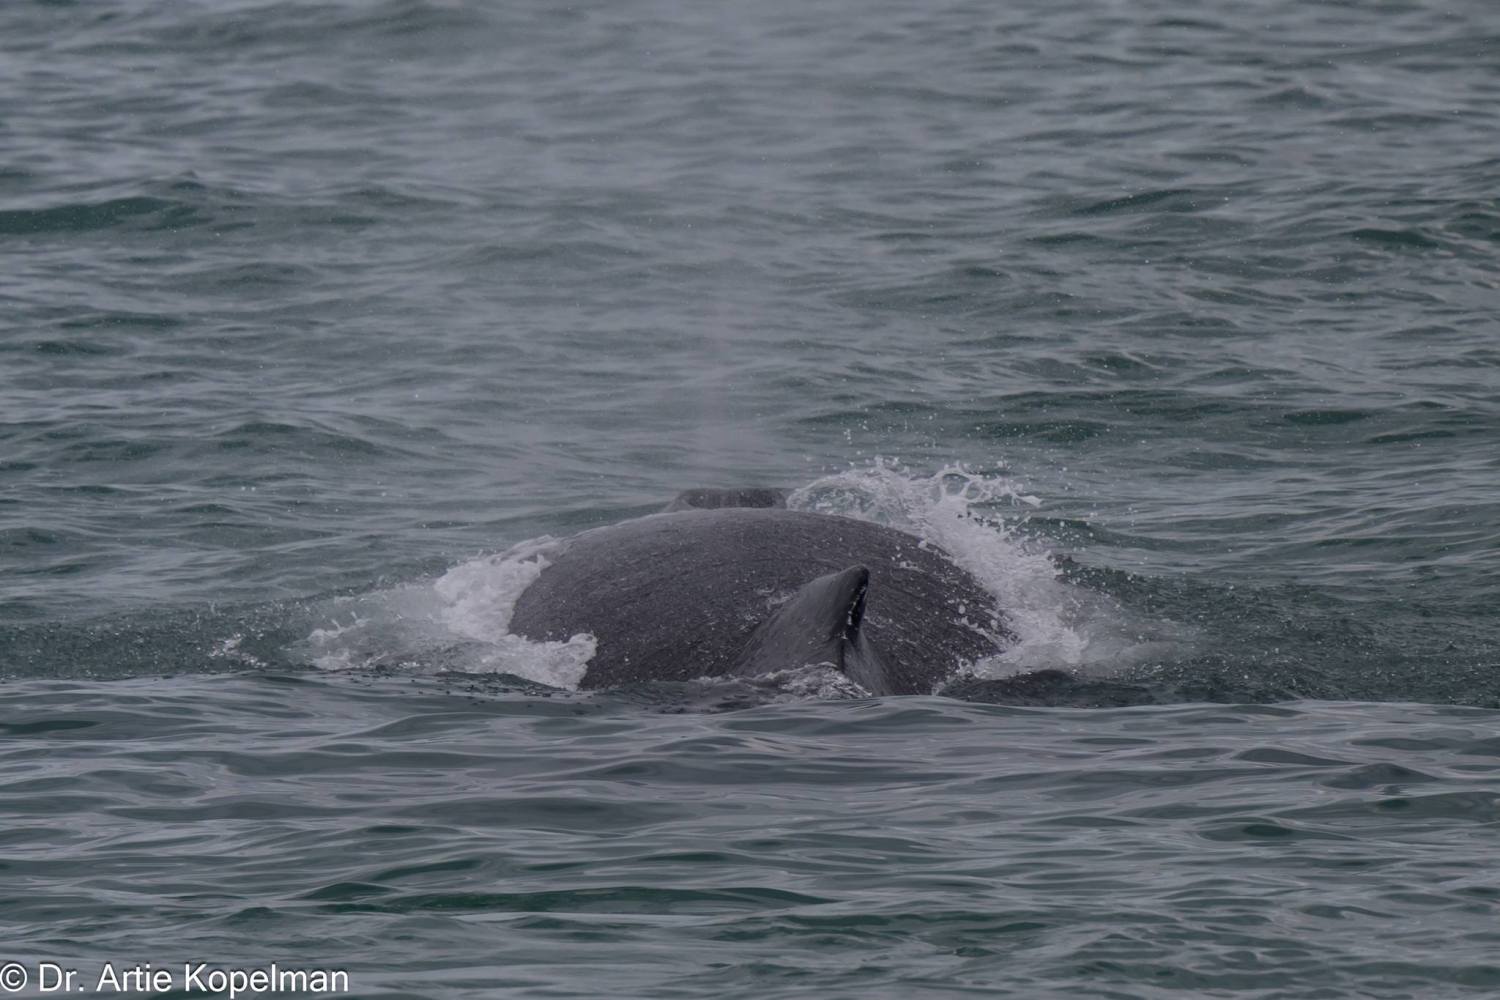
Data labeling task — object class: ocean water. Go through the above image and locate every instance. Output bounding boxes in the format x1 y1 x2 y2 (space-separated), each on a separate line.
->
3 0 1498 997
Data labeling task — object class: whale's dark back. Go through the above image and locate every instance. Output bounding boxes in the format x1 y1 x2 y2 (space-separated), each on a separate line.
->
508 508 1006 693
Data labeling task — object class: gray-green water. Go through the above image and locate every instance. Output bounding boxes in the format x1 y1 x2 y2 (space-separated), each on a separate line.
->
3 1 1498 997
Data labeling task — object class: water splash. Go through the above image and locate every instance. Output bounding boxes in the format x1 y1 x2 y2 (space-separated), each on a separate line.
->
303 535 595 687
792 459 1189 677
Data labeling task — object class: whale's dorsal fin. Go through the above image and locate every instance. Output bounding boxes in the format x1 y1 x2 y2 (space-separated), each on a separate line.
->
729 565 890 695
664 487 788 512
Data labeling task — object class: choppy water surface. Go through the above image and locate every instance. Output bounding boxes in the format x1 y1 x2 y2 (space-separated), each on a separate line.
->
8 681 1500 999
2 0 1498 996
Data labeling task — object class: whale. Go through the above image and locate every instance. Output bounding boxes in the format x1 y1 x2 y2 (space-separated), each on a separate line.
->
508 489 1009 695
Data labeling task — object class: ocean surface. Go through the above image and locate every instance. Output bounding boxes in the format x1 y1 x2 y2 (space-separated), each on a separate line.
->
3 0 1498 997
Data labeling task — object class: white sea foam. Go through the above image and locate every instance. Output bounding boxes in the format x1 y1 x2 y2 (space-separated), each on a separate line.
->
304 534 596 688
791 459 1188 678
